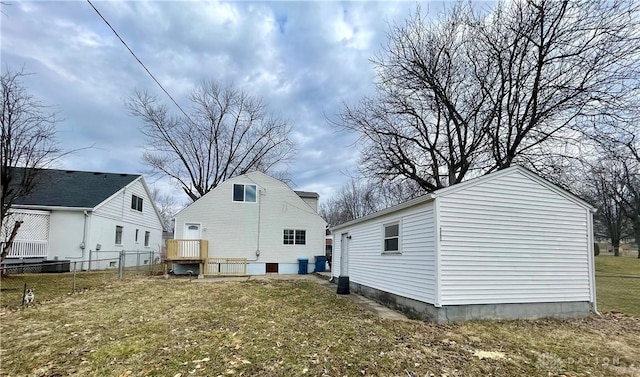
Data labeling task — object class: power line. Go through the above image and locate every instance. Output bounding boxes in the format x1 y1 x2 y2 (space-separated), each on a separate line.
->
86 0 195 124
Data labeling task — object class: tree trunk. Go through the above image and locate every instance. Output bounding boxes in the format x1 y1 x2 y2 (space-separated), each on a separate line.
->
635 228 640 259
612 240 620 257
0 221 22 264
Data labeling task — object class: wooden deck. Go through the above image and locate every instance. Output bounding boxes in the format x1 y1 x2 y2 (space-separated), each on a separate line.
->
165 240 247 277
166 239 208 261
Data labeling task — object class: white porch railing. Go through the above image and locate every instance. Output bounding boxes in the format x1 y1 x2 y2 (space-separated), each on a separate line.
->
2 240 48 258
2 209 50 259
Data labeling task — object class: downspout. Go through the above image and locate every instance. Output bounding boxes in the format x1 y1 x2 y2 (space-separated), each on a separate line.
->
587 207 600 315
243 178 265 262
246 187 263 262
433 196 442 309
255 188 262 260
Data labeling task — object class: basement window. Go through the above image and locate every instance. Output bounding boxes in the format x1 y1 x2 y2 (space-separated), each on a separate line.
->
383 222 400 253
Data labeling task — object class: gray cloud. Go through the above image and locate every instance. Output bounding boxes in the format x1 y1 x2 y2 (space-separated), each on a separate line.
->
1 1 424 203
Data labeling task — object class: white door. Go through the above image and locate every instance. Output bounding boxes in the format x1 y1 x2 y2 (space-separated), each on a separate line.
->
340 233 349 276
181 223 203 258
184 223 201 239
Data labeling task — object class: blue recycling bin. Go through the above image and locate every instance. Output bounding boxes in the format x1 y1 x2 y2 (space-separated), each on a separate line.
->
314 255 327 272
297 258 309 275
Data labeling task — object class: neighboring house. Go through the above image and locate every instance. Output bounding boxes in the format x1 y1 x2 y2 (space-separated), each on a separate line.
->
331 166 596 322
171 171 326 276
2 168 164 269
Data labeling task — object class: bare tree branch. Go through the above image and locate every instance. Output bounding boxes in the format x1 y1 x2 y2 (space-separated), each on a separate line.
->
126 81 296 201
337 0 640 193
1 67 62 264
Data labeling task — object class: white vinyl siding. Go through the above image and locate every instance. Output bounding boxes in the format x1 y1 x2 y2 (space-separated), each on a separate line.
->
175 172 326 265
333 201 437 304
7 177 164 269
300 197 318 212
437 171 591 305
89 177 163 256
93 178 163 230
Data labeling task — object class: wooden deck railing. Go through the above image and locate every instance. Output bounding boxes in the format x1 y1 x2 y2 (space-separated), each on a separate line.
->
166 239 208 260
205 258 248 276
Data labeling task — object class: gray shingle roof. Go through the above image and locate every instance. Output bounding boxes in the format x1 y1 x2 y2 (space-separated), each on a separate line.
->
11 168 140 208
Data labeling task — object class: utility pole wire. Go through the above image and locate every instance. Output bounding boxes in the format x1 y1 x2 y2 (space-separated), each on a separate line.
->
86 0 195 125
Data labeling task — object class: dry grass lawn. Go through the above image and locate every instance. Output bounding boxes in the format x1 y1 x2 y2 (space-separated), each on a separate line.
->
1 277 639 377
595 255 640 316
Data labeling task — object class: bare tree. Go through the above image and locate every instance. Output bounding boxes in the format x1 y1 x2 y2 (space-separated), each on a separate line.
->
613 140 640 258
614 126 640 258
1 68 61 263
127 81 296 202
320 174 426 226
582 118 640 257
320 178 381 227
340 5 486 191
339 0 640 191
476 0 639 176
377 177 425 209
149 186 181 232
584 164 631 256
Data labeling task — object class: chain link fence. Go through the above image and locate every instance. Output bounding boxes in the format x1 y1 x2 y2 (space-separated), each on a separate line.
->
0 250 161 309
595 271 640 317
594 253 640 316
3 250 637 317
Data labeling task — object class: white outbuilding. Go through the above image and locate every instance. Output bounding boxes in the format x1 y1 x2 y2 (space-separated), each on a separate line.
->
331 166 596 322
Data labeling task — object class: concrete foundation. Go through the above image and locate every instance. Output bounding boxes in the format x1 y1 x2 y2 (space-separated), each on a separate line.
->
349 281 592 323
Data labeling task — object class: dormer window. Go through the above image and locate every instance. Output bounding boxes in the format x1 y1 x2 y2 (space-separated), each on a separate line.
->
131 195 143 212
233 184 257 202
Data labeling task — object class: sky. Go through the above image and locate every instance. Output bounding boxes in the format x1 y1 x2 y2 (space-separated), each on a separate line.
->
1 0 455 206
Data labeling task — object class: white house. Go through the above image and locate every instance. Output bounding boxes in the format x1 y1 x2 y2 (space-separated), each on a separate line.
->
171 171 327 276
331 166 596 322
3 168 164 270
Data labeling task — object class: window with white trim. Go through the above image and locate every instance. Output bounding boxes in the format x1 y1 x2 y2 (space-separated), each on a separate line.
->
144 231 150 247
131 195 143 211
233 184 257 202
284 229 306 245
383 222 399 253
115 225 123 245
